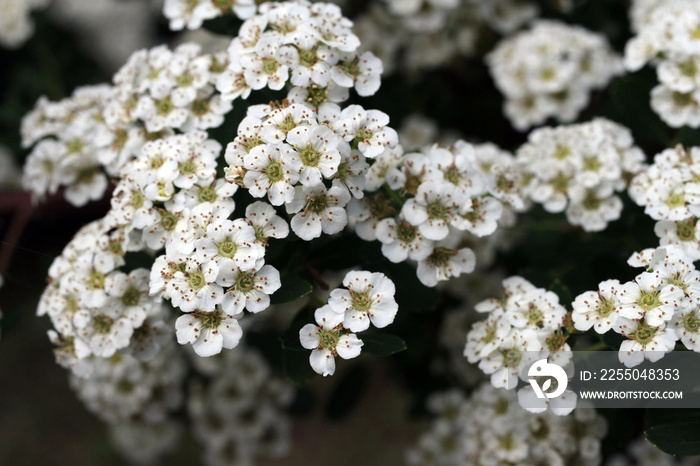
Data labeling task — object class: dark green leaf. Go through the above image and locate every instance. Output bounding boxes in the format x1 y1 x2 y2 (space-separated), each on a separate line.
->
645 421 700 456
549 279 573 307
271 276 313 305
361 333 407 356
281 348 316 385
279 308 313 350
201 15 242 36
325 365 368 420
646 409 700 430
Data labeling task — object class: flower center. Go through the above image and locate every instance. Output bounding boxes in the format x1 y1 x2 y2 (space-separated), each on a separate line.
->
235 271 256 293
66 138 84 154
198 186 217 203
298 48 318 68
583 156 602 171
444 167 461 185
582 191 602 210
673 91 694 107
187 270 206 291
261 57 279 76
318 327 340 350
596 297 615 317
299 146 322 167
638 290 660 311
396 220 417 243
130 190 145 209
351 290 373 313
427 248 456 268
684 313 700 333
426 200 448 220
551 172 569 193
160 210 178 231
501 348 522 368
554 145 571 160
179 158 197 175
86 270 106 290
121 286 141 307
676 218 696 241
92 314 114 334
192 98 210 117
526 306 545 327
667 192 685 209
155 97 174 116
631 321 657 345
306 194 330 214
306 84 328 107
217 238 238 258
265 160 285 182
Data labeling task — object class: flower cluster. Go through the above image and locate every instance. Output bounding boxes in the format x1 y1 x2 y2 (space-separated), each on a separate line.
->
186 345 294 465
0 0 49 49
625 0 700 127
69 345 185 424
21 85 114 205
572 246 700 367
214 1 384 100
164 0 257 30
38 217 172 375
629 145 700 259
351 139 524 287
406 384 606 466
299 270 398 376
224 101 396 240
464 276 569 391
352 0 538 75
517 118 646 231
488 20 623 130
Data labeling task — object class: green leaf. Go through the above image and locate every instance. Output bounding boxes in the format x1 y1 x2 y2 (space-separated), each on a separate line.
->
549 279 573 307
645 421 700 456
361 333 407 356
201 15 242 36
270 276 313 305
281 348 316 385
279 308 313 350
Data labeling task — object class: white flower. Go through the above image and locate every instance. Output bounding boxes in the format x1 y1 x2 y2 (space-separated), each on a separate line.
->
328 271 399 333
245 201 290 245
241 35 289 91
464 308 512 363
333 105 398 158
287 183 351 240
671 307 700 352
299 305 363 377
194 218 265 274
617 271 685 327
375 216 433 263
571 279 621 333
163 256 223 313
175 309 243 357
416 247 476 287
243 142 302 205
218 265 282 315
402 181 470 241
615 317 677 367
285 124 342 185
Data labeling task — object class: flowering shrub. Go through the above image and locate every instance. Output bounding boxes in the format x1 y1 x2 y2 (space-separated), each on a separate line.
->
4 0 700 464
